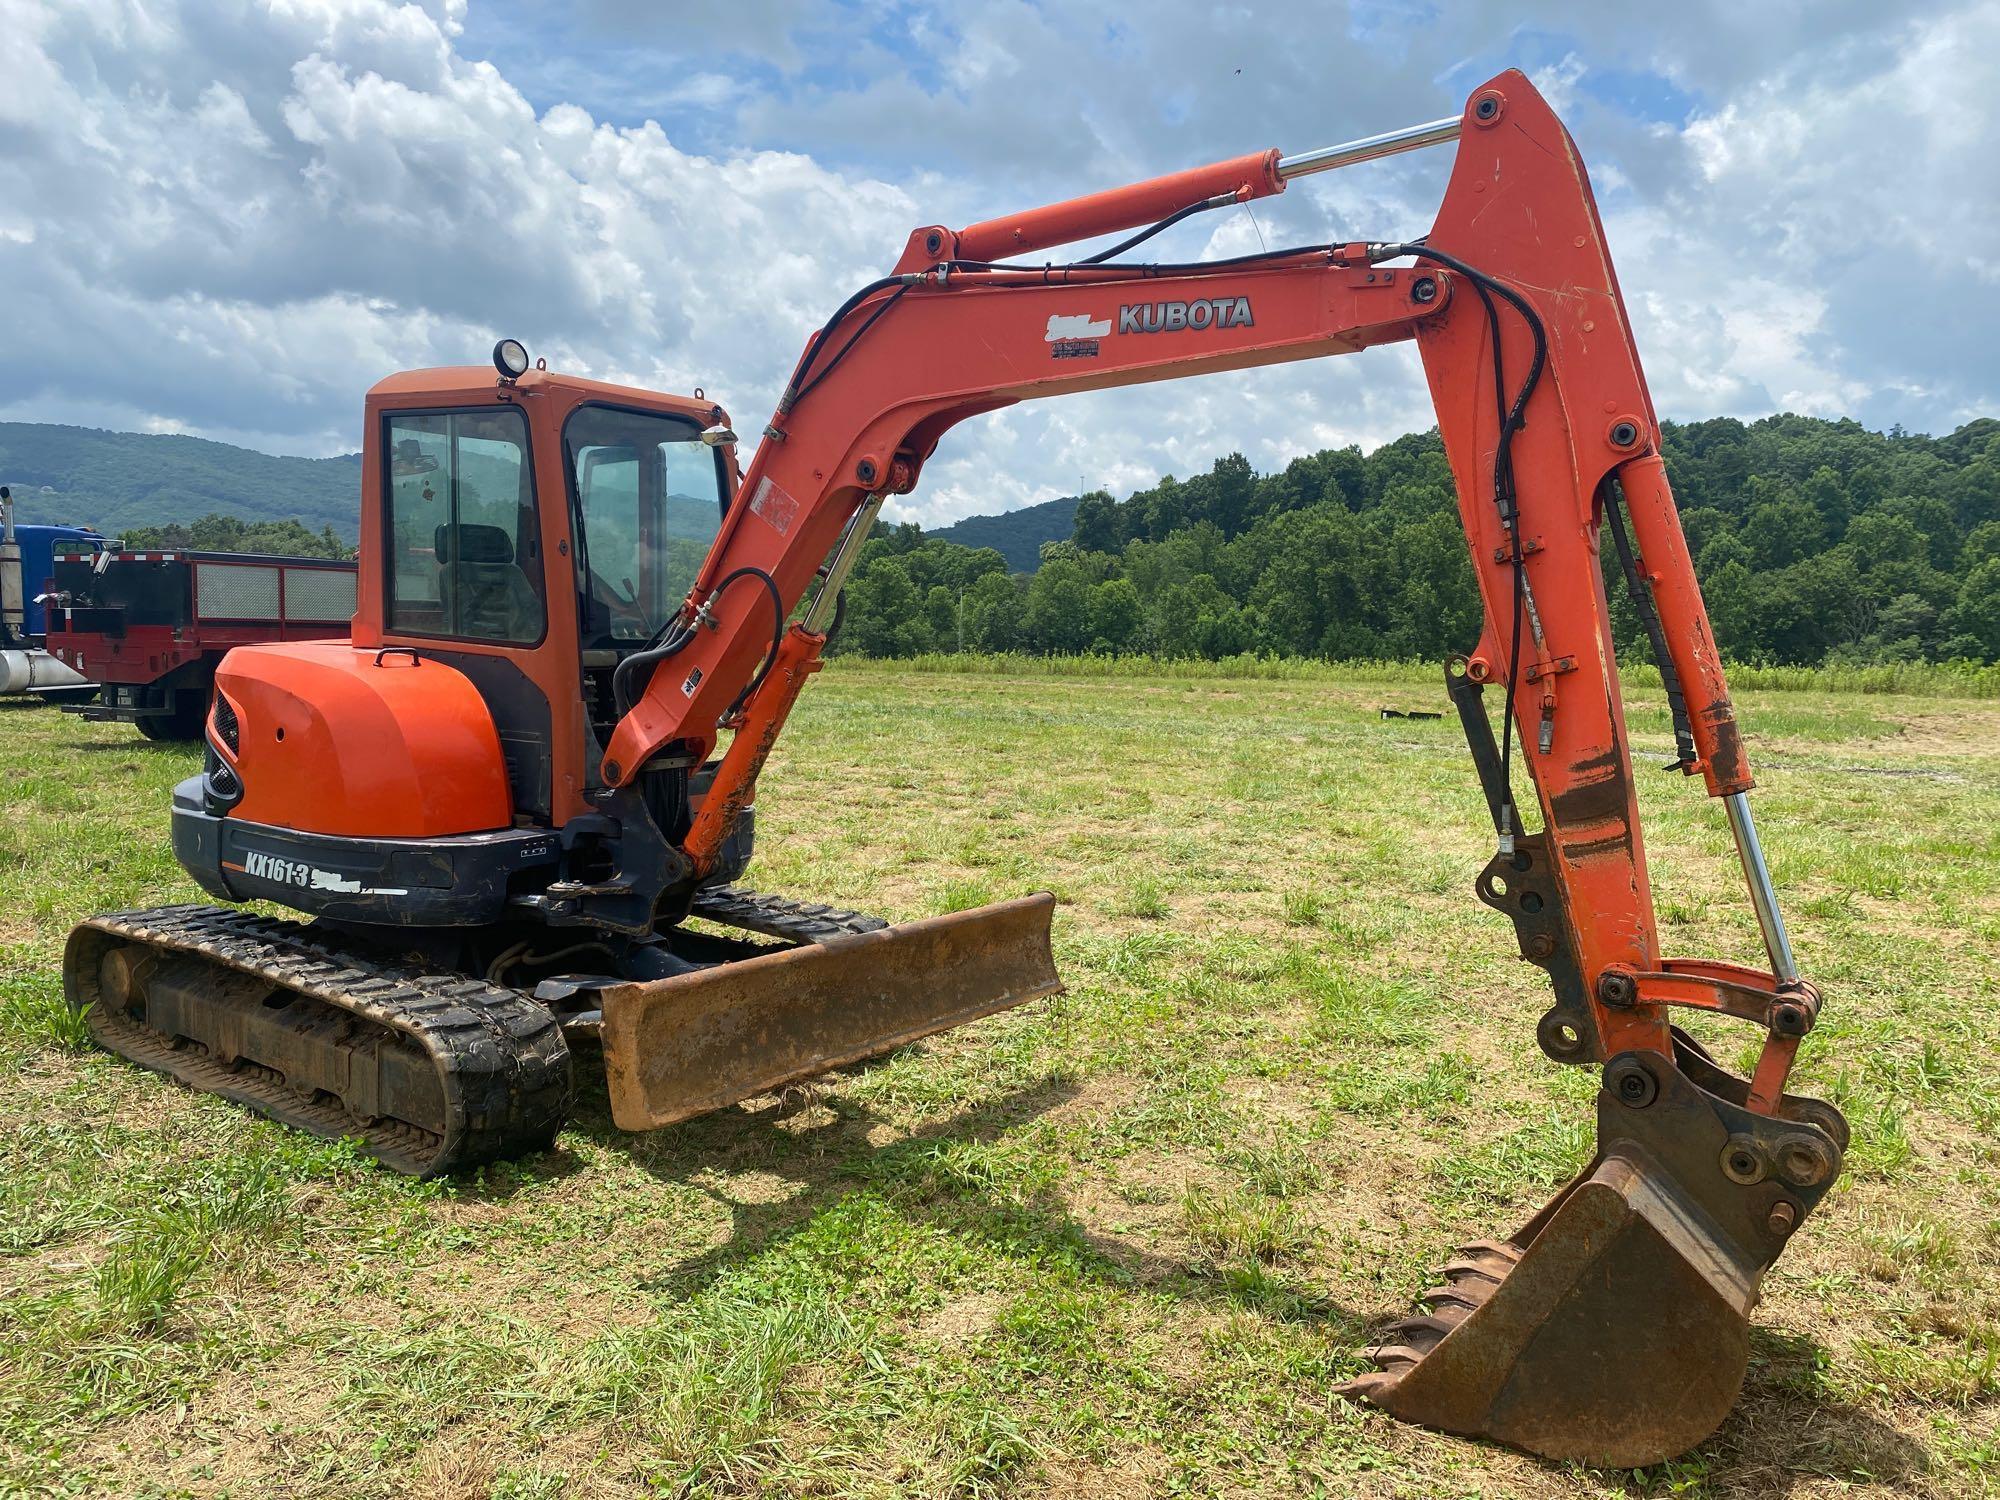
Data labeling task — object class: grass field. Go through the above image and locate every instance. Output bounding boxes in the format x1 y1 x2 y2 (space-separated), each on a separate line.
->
2 662 1998 1498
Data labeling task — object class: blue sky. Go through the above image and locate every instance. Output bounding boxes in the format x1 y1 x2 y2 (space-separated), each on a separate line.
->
4 0 1994 526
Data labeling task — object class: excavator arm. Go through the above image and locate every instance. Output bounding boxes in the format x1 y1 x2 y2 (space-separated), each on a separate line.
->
600 70 1846 1466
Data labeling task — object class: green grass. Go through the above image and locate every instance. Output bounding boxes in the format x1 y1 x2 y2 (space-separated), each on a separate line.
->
858 650 2000 698
2 665 1998 1496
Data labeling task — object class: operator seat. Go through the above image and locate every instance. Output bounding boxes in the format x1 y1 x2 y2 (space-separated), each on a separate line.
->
435 523 541 642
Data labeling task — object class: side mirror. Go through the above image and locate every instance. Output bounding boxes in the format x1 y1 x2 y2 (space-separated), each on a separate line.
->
699 426 738 448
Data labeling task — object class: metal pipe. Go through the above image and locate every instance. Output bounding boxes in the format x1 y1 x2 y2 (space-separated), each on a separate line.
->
802 492 886 633
1276 116 1462 181
1723 791 1799 984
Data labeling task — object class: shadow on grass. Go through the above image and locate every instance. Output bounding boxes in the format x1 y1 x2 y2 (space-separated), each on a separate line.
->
59 738 195 755
446 1137 593 1198
1676 1327 1930 1497
568 1054 1368 1337
559 1062 1925 1492
0 699 88 722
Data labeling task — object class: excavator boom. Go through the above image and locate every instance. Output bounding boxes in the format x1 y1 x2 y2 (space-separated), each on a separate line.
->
593 69 1846 1466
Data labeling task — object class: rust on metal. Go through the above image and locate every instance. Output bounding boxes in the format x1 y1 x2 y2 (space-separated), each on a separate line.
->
1701 699 1753 793
1745 1032 1802 1114
600 892 1062 1130
1548 746 1631 831
1340 1156 1755 1467
1339 1050 1846 1467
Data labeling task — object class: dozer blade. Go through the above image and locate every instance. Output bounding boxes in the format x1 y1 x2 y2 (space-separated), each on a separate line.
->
599 892 1061 1130
1337 1047 1846 1468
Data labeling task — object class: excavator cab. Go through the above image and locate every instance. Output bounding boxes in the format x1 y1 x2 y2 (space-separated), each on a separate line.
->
75 351 1061 1172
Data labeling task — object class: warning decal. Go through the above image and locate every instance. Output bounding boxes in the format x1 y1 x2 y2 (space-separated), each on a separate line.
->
748 475 801 536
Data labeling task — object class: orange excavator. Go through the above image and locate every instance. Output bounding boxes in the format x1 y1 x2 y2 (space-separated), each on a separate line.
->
66 71 1846 1467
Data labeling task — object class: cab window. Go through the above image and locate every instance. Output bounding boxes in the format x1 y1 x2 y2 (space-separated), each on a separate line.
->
384 408 545 644
565 405 727 646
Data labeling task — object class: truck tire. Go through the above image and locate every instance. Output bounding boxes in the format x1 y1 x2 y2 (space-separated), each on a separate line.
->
137 690 210 743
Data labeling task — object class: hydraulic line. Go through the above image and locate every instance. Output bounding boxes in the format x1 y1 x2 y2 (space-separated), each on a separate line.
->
613 565 784 716
1078 192 1237 263
1602 478 1699 771
1379 241 1549 854
787 285 911 409
779 274 913 415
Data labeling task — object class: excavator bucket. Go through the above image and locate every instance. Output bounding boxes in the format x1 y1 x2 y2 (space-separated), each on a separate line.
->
599 893 1061 1129
1338 1042 1846 1468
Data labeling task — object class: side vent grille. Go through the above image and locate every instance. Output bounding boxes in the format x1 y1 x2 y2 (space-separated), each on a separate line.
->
206 751 241 802
212 693 240 754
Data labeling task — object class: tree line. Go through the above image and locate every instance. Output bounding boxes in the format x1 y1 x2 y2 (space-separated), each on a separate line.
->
119 513 353 559
834 414 2000 667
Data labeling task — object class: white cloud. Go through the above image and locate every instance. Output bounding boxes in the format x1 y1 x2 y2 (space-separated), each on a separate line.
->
1 0 1994 535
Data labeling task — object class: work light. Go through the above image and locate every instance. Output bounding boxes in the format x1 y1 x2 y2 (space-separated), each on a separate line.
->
493 339 531 380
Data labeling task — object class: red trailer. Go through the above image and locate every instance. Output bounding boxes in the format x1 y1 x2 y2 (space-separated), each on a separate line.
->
45 548 356 739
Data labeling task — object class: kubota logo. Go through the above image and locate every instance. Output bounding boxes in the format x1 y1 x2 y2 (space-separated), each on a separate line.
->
1119 297 1254 334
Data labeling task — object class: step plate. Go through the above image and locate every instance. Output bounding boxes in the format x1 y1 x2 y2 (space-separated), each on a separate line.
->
601 893 1061 1129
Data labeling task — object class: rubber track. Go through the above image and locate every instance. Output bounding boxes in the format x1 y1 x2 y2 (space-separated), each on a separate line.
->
67 904 573 1177
688 884 888 944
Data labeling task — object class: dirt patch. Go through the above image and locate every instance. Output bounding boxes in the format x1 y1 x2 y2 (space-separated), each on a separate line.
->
1044 1071 1142 1124
71 1346 345 1497
1028 1452 1170 1498
1884 705 2000 757
913 1290 1008 1349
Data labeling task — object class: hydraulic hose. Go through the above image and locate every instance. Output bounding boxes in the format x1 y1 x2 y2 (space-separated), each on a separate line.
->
1378 240 1550 853
612 566 784 718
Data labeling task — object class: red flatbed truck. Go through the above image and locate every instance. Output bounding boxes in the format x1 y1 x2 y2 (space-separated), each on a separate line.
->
44 548 357 739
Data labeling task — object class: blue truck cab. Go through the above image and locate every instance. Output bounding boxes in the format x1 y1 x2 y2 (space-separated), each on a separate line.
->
1 484 104 695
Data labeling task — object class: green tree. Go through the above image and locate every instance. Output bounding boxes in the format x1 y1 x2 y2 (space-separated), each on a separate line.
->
1151 574 1250 658
814 413 2000 667
121 512 352 559
1023 560 1094 653
962 571 1026 652
1071 490 1120 553
1949 558 2000 659
1088 578 1143 652
842 559 930 657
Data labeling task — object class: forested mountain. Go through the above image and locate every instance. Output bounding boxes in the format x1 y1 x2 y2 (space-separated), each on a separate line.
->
0 423 360 540
929 494 1078 572
837 415 2000 667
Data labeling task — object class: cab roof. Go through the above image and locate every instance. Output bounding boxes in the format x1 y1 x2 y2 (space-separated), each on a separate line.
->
366 366 724 422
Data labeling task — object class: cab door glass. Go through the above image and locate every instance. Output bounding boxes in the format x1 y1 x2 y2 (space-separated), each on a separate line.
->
566 406 727 646
384 408 545 643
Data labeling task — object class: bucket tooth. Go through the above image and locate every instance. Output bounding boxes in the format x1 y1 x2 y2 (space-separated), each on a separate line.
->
1360 1341 1429 1370
1379 1311 1462 1346
1455 1238 1524 1263
1437 1252 1511 1287
1336 1051 1846 1468
1418 1284 1487 1314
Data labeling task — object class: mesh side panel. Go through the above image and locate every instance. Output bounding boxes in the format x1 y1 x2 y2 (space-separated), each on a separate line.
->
213 693 239 753
282 568 358 621
194 563 281 620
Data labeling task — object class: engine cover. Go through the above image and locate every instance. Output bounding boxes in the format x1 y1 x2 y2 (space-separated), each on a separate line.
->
212 641 514 838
